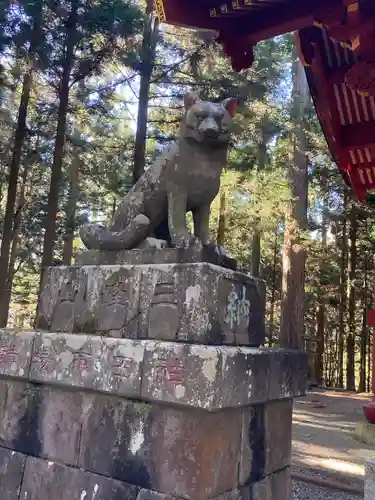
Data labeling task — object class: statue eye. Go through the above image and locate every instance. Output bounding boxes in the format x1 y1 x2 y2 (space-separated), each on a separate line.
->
195 110 207 119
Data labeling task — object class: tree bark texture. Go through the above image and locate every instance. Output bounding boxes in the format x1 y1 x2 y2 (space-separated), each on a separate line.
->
41 0 78 271
338 189 348 388
62 155 79 265
280 59 309 349
251 132 267 277
346 202 357 391
0 164 28 326
315 188 328 385
268 227 279 347
0 5 42 326
132 10 158 184
217 189 226 247
359 221 368 393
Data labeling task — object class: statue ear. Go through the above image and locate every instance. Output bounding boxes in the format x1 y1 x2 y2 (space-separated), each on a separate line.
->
184 91 200 110
222 97 237 117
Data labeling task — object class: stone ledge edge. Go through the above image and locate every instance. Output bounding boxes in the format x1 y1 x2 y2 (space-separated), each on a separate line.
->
0 330 307 410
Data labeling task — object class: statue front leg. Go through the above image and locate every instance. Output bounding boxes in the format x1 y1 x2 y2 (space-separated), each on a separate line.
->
167 189 195 248
192 204 211 246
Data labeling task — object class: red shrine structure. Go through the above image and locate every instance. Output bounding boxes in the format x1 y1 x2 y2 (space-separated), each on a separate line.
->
153 0 375 415
154 0 375 205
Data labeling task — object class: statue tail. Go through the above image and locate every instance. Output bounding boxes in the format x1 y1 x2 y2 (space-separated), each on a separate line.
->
80 214 150 250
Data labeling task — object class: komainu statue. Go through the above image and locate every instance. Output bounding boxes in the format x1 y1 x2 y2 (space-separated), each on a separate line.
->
80 92 237 250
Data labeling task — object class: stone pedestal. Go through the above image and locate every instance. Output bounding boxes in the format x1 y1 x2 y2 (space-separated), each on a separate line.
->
36 259 266 346
365 458 375 500
0 250 307 500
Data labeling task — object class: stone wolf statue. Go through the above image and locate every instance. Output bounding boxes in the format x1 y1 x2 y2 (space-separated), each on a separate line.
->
80 92 237 250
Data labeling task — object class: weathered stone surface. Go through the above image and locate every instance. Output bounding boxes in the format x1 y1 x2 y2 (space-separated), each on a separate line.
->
37 263 265 347
78 395 153 489
79 392 241 500
0 380 40 454
271 468 291 500
365 457 375 500
141 342 306 410
0 447 26 500
210 489 244 499
36 266 87 332
355 423 375 445
239 400 292 485
136 490 176 500
37 386 83 465
251 475 272 500
20 456 139 500
269 349 308 401
0 329 34 379
251 468 291 500
75 246 237 270
264 400 292 475
30 333 144 398
0 331 306 410
80 94 237 252
0 380 83 464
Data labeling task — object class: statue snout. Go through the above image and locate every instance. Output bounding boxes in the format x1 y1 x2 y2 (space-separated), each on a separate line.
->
198 117 220 139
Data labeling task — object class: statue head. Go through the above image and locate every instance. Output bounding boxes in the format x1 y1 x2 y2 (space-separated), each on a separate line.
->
181 91 237 145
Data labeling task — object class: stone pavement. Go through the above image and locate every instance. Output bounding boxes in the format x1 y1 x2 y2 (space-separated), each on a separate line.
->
293 388 375 482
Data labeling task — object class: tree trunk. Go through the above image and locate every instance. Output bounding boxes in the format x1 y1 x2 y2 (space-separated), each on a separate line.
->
111 197 117 220
132 9 158 183
0 164 28 326
251 133 266 277
368 317 372 392
315 182 328 385
280 59 309 349
338 189 348 388
38 4 77 326
41 0 77 271
269 227 278 347
359 222 368 393
346 202 357 391
359 295 368 393
0 6 42 327
217 190 226 247
62 155 79 265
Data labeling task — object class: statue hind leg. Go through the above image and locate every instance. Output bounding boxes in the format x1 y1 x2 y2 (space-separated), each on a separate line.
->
80 214 151 250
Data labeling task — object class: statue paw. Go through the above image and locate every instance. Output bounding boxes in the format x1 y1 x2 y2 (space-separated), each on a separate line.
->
175 233 200 249
192 237 203 250
209 243 228 256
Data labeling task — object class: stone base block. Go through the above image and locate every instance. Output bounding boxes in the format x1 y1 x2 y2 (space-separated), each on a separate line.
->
0 331 306 500
355 423 375 445
36 262 265 346
0 381 293 500
0 331 307 410
75 246 237 270
365 458 375 500
0 447 26 500
0 446 291 500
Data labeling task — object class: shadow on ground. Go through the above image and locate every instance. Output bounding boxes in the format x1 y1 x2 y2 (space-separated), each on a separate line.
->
292 389 374 481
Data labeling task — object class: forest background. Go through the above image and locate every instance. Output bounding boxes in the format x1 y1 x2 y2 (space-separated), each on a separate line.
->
0 0 372 392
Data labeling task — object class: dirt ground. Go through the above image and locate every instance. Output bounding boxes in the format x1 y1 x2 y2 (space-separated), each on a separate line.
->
292 388 375 484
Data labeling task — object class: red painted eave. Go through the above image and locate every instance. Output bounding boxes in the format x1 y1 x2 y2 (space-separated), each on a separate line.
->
155 0 343 43
299 26 375 202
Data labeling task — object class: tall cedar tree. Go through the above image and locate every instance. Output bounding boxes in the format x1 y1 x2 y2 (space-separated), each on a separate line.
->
280 58 309 349
0 0 43 327
40 0 142 272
